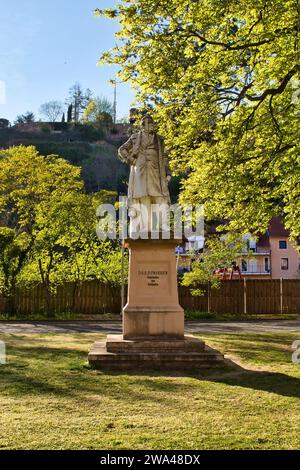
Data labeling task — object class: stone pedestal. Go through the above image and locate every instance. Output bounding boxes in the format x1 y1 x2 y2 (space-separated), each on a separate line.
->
88 237 225 370
123 238 184 339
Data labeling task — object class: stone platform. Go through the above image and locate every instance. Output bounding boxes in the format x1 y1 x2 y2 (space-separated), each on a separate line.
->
88 334 225 370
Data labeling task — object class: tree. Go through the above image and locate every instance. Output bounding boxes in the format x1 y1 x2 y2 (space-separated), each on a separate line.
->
67 104 73 123
0 145 83 313
39 101 64 123
32 190 117 285
66 83 93 123
83 97 114 126
0 119 9 129
0 145 123 315
0 227 32 313
182 234 246 292
97 0 300 239
15 112 35 124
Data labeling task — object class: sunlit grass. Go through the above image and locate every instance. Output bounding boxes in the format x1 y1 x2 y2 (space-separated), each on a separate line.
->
0 331 299 450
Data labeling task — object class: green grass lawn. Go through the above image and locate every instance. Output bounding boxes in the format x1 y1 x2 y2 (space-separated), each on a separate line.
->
0 331 299 450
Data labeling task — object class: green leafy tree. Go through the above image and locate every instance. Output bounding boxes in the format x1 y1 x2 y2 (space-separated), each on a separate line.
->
83 97 114 120
32 190 118 288
97 0 300 238
17 185 124 313
0 227 32 312
182 234 247 293
0 145 127 315
83 97 114 129
0 145 83 313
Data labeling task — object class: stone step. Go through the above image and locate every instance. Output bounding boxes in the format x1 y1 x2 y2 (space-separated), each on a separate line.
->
88 341 225 370
105 334 205 353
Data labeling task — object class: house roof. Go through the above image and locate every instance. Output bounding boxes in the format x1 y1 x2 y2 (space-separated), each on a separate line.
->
257 216 290 246
268 216 290 237
205 217 290 244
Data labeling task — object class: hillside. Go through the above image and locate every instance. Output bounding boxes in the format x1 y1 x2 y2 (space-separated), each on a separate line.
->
0 123 129 194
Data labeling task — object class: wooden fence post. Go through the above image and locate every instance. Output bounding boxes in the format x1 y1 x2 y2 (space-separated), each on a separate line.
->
244 278 247 315
207 283 210 313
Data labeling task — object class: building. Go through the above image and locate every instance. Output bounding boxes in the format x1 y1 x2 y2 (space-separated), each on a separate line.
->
238 217 300 279
176 217 300 279
176 236 204 274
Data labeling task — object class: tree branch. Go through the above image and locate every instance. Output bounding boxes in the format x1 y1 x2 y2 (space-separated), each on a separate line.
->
245 65 300 102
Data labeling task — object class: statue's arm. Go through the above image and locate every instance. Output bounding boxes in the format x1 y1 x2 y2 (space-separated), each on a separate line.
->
118 136 136 166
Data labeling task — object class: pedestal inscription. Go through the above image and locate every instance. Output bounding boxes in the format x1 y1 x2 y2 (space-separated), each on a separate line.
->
137 265 169 292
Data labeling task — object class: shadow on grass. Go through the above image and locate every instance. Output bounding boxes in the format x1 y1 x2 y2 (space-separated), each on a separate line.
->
2 334 299 402
98 359 300 399
206 356 300 398
2 344 189 404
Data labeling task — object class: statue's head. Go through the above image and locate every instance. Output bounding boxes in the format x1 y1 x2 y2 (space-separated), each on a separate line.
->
141 114 155 135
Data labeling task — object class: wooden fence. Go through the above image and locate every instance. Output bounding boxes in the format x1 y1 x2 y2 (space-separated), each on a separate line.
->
179 279 300 314
1 279 300 316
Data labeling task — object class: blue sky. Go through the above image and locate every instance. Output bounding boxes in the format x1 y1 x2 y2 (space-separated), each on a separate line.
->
0 0 135 123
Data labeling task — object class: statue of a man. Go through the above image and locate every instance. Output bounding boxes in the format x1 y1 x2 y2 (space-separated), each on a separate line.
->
118 115 171 235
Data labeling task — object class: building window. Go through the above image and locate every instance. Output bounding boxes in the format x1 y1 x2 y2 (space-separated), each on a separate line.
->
249 259 258 273
248 239 257 253
281 258 289 271
279 240 287 249
264 257 270 273
241 259 248 272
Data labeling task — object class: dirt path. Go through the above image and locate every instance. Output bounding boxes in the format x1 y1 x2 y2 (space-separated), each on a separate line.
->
0 320 299 335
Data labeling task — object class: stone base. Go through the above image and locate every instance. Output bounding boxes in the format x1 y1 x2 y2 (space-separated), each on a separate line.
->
88 334 225 370
123 307 184 340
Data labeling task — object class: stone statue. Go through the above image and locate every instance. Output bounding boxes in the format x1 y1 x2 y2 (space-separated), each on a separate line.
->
118 115 171 236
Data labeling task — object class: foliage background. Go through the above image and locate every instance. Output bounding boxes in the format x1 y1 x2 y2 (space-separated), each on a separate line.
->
98 0 300 239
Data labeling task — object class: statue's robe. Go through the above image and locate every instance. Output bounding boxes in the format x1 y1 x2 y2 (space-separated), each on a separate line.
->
118 131 171 205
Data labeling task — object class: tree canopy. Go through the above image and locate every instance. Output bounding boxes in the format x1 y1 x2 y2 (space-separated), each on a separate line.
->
15 112 35 124
83 97 114 126
0 145 123 313
66 83 93 123
97 0 300 238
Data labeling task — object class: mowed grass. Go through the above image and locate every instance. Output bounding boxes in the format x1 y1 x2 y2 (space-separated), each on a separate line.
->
0 331 299 450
